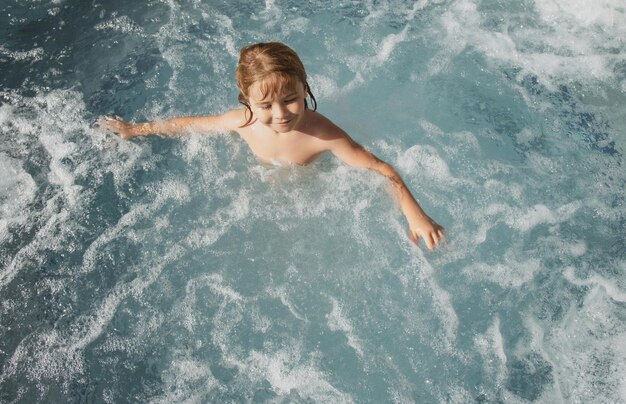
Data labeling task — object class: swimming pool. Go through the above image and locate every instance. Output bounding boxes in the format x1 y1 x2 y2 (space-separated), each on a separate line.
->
1 0 625 402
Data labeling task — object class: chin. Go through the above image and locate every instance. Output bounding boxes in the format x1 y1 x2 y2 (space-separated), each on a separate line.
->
272 122 295 132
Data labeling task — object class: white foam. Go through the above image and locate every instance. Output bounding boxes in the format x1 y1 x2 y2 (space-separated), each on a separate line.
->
185 189 249 248
541 284 626 402
0 45 45 62
94 15 144 35
340 23 412 93
0 246 183 390
396 144 453 184
429 0 626 88
501 315 567 403
0 89 99 289
281 17 309 37
39 132 82 206
536 0 626 32
375 25 410 64
350 197 371 247
1 89 87 206
71 246 184 353
268 284 306 322
363 2 387 26
245 348 353 402
0 153 36 244
505 201 583 232
395 251 459 351
474 316 508 401
309 74 340 101
475 317 507 366
81 180 190 274
406 0 430 21
326 296 364 358
463 256 542 288
507 204 555 232
564 267 626 303
153 358 217 403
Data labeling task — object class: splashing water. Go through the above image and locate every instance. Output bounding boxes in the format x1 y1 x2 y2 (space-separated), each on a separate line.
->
1 0 625 402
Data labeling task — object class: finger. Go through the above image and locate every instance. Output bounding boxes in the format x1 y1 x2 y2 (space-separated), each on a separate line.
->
410 231 419 245
423 234 434 250
430 232 440 250
94 117 112 131
437 228 445 239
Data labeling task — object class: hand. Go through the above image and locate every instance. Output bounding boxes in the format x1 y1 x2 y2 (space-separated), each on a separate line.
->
408 214 445 250
95 116 136 139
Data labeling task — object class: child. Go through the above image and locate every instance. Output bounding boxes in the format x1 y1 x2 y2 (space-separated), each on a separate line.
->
98 42 445 250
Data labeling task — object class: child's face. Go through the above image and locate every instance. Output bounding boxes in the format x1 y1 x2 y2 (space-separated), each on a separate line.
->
247 77 306 133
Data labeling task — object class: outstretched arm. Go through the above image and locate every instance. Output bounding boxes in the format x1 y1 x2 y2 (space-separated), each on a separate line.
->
327 130 445 250
96 109 244 140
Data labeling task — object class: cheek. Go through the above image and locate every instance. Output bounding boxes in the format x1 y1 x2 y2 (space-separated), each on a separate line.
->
252 108 271 122
292 99 306 112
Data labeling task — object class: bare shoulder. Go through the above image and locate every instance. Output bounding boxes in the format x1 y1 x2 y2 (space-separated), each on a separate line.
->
305 110 349 142
216 108 248 131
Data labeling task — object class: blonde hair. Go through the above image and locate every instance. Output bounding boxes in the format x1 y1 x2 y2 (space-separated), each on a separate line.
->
236 42 317 127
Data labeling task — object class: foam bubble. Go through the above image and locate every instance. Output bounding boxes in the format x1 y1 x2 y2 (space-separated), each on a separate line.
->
396 253 459 351
94 15 145 35
464 257 542 288
153 359 217 403
281 16 309 36
0 89 98 289
0 153 36 244
339 23 413 93
375 24 410 64
542 283 626 402
564 267 626 303
473 318 509 402
268 285 306 322
396 144 454 185
39 132 82 206
245 348 353 402
1 246 183 392
185 189 249 248
81 180 190 274
430 0 626 88
309 74 340 101
505 201 583 232
326 296 364 358
0 45 45 62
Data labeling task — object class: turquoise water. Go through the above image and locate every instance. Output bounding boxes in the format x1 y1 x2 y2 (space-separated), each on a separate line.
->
1 0 625 402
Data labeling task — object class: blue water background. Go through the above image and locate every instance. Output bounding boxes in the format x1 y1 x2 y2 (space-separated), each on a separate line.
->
1 0 625 402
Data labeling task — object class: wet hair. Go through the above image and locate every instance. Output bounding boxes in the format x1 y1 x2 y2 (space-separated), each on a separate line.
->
236 42 317 127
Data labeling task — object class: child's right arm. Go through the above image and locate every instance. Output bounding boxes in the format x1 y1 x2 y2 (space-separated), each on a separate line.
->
97 110 244 139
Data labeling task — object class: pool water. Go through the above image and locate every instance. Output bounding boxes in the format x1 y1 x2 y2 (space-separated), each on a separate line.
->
1 0 625 402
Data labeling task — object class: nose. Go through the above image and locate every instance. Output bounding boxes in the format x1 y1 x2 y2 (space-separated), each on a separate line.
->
272 103 288 119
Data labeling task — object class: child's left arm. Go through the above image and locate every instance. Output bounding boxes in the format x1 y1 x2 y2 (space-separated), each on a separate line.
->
327 131 445 250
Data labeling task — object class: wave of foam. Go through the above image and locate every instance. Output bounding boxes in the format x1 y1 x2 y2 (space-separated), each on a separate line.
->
0 154 36 244
326 296 364 359
540 285 626 402
1 246 183 393
245 347 353 402
433 0 626 88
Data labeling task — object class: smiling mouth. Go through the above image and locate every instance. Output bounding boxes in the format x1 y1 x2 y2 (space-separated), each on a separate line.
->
274 119 292 125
